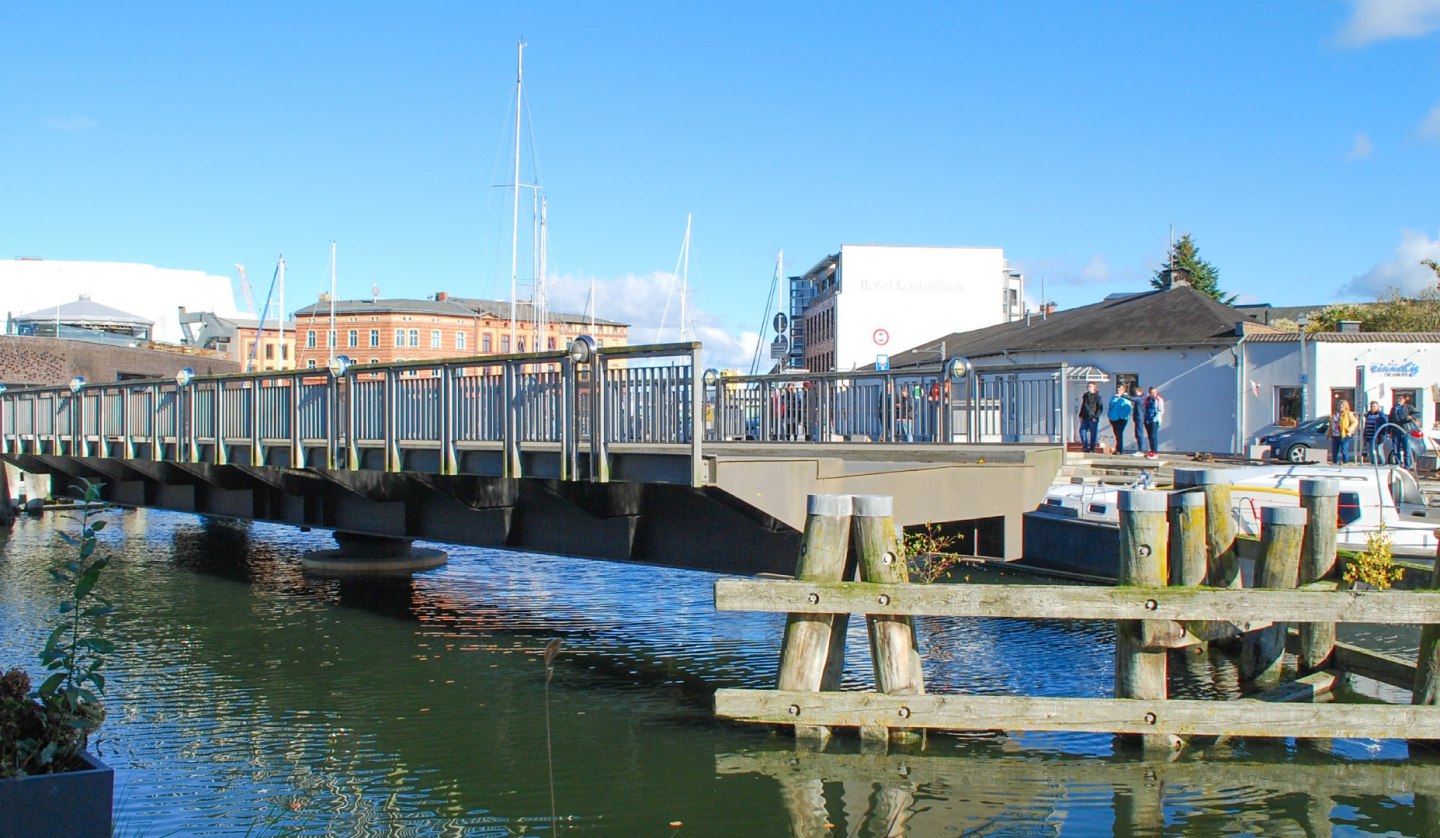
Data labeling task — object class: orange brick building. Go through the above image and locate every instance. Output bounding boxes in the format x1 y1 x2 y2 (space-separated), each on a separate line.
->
291 292 628 370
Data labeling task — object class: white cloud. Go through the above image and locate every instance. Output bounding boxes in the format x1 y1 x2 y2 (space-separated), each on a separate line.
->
1337 0 1440 45
1420 105 1440 141
1338 229 1440 297
1080 254 1112 283
43 114 97 131
1347 132 1374 158
546 270 762 371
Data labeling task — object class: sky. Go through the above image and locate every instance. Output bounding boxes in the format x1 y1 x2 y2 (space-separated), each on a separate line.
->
3 1 1440 369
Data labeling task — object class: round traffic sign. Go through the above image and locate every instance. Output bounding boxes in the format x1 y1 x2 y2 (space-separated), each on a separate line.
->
873 328 889 346
773 312 789 334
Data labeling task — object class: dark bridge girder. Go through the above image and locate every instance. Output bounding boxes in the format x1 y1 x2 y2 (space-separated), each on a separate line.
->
10 454 801 576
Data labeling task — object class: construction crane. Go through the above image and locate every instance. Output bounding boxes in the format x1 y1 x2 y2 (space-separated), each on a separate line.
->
235 264 257 316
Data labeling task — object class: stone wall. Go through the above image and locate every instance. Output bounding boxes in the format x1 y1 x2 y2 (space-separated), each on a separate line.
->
0 336 239 387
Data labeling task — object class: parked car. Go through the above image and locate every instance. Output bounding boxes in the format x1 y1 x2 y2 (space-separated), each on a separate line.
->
1257 417 1436 465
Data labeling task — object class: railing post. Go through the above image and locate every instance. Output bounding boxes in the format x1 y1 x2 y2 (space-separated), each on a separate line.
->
213 381 228 465
1115 489 1177 754
289 376 303 469
503 361 521 479
1298 478 1340 672
689 347 703 487
1240 505 1307 683
149 385 161 461
590 355 609 482
439 364 457 476
777 493 853 747
249 378 263 467
345 371 359 470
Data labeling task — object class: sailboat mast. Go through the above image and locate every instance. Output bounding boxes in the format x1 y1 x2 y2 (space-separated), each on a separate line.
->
329 240 337 363
509 39 524 352
277 256 286 369
679 213 691 341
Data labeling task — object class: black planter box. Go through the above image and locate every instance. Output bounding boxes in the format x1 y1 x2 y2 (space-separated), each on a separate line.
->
0 750 114 838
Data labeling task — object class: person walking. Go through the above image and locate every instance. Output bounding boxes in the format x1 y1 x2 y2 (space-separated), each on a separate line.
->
1141 386 1165 458
1129 384 1146 456
1107 384 1133 455
1077 382 1102 453
1389 394 1420 468
1329 399 1359 464
1362 401 1386 463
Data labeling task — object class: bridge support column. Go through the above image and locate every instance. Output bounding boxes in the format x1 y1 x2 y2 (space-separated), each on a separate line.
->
300 531 448 575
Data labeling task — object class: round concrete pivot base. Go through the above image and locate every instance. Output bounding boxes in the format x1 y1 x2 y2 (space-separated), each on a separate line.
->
301 532 448 575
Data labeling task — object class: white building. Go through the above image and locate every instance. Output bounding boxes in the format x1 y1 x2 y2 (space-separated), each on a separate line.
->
0 258 241 344
788 245 1023 372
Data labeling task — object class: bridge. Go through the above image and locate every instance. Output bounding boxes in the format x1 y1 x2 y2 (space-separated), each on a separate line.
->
0 341 1062 574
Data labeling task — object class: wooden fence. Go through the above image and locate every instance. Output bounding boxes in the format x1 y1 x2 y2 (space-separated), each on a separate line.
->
714 471 1440 752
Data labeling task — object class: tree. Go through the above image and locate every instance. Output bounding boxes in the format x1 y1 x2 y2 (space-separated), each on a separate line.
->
1308 289 1440 333
1425 258 1439 284
1150 233 1232 303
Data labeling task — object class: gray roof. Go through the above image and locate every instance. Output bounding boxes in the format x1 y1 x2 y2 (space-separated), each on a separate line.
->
888 285 1280 369
292 296 626 327
1244 331 1440 343
15 295 153 327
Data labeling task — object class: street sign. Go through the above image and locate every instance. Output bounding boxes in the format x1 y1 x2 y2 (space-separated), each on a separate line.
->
770 336 790 360
772 312 788 334
876 354 889 371
873 328 889 346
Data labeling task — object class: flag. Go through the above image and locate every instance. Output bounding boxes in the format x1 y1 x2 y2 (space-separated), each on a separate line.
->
1249 380 1260 397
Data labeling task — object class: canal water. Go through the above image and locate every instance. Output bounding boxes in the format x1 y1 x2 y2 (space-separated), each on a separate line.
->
2 506 1437 836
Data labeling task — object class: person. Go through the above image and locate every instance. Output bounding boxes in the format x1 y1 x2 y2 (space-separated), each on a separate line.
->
1328 399 1359 465
1362 401 1386 463
1107 384 1133 455
1141 386 1165 458
1129 384 1146 456
1389 394 1420 468
1077 382 1102 453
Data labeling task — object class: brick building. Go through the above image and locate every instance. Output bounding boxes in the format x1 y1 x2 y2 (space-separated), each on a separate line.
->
178 310 297 372
290 293 628 370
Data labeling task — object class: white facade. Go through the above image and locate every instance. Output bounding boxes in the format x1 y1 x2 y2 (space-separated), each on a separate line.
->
0 259 242 344
820 245 1014 371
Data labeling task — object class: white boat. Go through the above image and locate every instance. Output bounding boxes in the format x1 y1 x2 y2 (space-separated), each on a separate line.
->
1023 463 1440 579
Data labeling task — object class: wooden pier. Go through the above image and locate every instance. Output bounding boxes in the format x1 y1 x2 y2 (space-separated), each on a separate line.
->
715 475 1440 752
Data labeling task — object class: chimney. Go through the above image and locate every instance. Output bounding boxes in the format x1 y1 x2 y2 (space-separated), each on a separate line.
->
1163 266 1192 288
1338 320 1361 333
1043 302 1057 316
436 291 448 301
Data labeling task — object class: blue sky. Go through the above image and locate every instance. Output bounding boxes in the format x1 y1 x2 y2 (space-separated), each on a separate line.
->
4 1 1440 368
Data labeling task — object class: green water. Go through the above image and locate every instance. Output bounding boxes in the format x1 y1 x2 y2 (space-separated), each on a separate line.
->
1 507 1436 836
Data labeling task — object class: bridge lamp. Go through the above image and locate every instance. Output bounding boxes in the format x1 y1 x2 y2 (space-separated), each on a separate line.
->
568 336 596 365
945 356 972 380
327 355 353 377
68 376 86 393
175 367 195 388
0 383 7 395
702 368 720 387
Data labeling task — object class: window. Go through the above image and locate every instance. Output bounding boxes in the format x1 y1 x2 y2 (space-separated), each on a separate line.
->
265 344 274 360
307 330 317 349
408 329 419 347
369 358 379 365
394 329 405 347
1330 388 1356 411
282 345 289 360
1114 372 1139 392
501 335 511 353
517 338 526 352
327 330 336 348
369 329 380 348
1276 386 1302 423
547 337 556 350
456 332 467 351
431 330 441 349
483 333 493 352
306 359 317 368
348 329 358 348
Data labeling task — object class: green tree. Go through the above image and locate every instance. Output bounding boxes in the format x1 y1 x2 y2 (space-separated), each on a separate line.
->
1308 288 1440 333
1150 233 1232 303
1425 258 1439 284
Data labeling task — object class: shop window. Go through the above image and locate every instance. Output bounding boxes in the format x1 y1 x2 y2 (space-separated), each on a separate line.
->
1276 386 1302 424
1329 388 1356 411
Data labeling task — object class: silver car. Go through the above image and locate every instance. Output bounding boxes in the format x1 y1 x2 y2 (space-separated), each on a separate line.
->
1257 418 1329 463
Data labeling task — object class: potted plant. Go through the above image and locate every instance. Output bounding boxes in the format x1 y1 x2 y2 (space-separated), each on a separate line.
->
0 479 115 837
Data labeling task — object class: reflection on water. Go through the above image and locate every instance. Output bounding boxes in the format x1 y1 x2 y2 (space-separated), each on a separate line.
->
0 506 1434 836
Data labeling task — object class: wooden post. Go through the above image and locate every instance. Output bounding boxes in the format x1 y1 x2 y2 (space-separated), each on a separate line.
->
1240 505 1308 683
1182 468 1240 588
851 494 923 746
1115 489 1177 754
776 493 853 745
1413 533 1440 706
1167 489 1207 587
1298 478 1339 672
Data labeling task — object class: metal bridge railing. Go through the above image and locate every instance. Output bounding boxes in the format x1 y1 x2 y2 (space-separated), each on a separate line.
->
0 341 705 484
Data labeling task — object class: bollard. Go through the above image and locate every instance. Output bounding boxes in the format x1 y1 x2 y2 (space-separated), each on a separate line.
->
1116 489 1178 754
777 494 853 745
1413 532 1440 706
1167 490 1207 588
851 494 924 747
1240 505 1307 683
1183 468 1240 589
1298 479 1340 672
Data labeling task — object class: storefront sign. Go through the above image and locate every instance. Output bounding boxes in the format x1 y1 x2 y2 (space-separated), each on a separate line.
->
1369 361 1420 378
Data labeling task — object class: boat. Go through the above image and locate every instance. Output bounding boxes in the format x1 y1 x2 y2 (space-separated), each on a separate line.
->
1022 463 1440 580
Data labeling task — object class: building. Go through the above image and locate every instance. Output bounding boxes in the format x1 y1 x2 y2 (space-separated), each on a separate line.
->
784 245 1024 372
0 258 243 343
11 295 154 345
887 284 1440 455
178 310 297 372
289 292 628 370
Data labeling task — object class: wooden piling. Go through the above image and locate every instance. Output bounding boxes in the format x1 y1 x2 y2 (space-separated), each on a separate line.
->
1167 489 1207 587
1116 489 1177 753
777 493 853 744
1180 468 1240 589
1240 505 1307 683
851 494 924 746
1298 478 1340 672
1413 533 1440 706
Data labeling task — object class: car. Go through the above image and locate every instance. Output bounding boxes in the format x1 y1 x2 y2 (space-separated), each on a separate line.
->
1257 418 1329 463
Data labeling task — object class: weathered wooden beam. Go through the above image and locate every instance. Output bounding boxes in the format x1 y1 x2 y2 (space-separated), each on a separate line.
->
852 494 922 746
1249 670 1340 703
1116 490 1177 754
713 578 1440 624
714 689 1440 739
1416 535 1440 706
